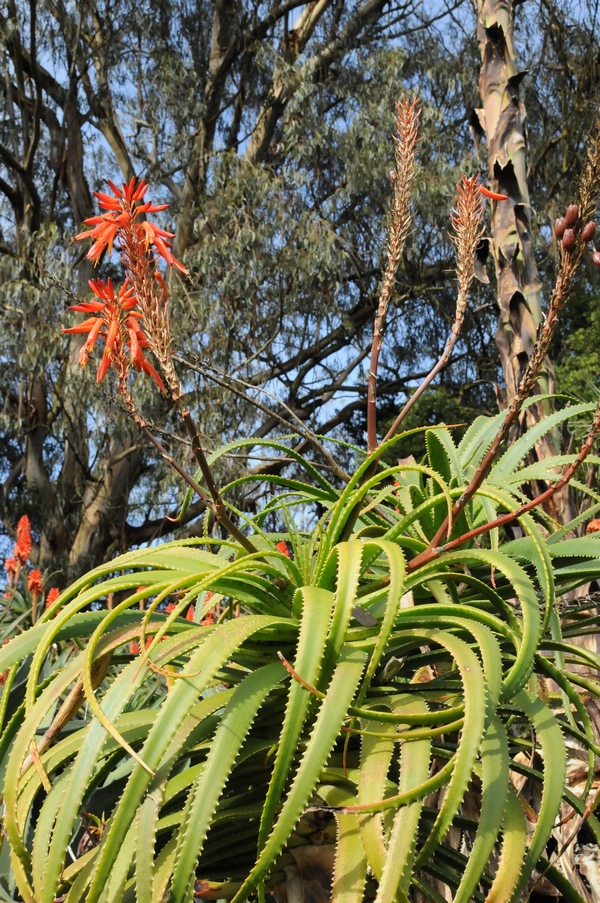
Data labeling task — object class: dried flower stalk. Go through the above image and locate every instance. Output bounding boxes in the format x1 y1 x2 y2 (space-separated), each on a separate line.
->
367 97 420 453
383 176 484 442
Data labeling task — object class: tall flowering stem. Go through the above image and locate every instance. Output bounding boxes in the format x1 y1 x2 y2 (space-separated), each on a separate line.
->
366 97 420 454
68 177 257 555
383 176 485 444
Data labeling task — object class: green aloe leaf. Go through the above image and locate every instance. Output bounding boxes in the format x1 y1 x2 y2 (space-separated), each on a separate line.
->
168 662 284 902
232 645 367 903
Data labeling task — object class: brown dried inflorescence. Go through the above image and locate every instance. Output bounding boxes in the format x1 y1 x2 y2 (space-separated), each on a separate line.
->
367 96 420 452
449 176 485 330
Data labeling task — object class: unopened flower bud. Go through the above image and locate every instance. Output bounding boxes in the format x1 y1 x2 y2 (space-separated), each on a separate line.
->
593 250 600 267
562 228 575 251
582 221 596 242
389 170 398 183
554 217 567 239
565 204 579 226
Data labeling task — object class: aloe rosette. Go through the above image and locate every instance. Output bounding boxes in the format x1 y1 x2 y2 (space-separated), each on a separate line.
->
1 411 600 903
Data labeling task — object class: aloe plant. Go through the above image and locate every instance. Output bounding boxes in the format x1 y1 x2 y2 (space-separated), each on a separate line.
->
3 415 600 902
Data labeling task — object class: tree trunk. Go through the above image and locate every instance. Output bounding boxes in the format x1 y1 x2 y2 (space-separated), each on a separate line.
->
472 0 575 525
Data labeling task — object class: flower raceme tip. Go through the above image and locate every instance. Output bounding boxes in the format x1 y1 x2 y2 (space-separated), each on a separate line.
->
74 177 188 275
63 278 166 391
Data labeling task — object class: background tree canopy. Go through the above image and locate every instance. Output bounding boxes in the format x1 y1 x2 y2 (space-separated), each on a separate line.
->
1 0 600 581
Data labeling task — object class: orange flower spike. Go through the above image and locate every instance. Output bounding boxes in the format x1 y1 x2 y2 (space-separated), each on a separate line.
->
14 516 32 565
45 587 60 608
96 347 112 383
28 569 43 596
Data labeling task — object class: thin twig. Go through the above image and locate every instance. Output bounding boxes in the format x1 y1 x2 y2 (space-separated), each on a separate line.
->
175 353 352 483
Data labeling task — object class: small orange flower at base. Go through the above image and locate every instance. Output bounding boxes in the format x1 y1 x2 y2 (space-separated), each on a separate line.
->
276 541 290 557
28 570 43 596
45 587 61 618
5 557 17 586
586 519 600 534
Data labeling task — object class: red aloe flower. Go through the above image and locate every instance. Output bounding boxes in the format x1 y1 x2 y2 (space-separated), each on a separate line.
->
63 278 165 391
14 515 32 565
74 177 188 275
69 177 187 398
28 569 43 596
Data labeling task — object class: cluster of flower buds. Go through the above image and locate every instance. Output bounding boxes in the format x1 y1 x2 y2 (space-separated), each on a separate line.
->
554 204 600 266
2 516 61 623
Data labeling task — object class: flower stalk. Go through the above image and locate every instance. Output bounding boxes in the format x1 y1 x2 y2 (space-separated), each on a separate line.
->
367 97 420 453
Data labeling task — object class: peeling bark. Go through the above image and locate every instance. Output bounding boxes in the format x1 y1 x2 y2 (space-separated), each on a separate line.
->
472 0 575 524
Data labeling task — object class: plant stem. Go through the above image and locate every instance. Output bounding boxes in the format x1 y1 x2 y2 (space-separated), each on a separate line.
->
407 397 600 572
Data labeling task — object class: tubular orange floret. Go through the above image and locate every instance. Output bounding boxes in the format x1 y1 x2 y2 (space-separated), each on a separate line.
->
478 184 509 201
